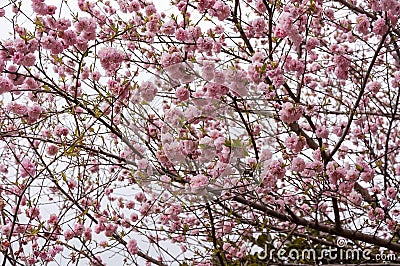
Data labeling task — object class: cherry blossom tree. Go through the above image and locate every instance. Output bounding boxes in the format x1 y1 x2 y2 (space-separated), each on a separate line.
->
0 0 400 265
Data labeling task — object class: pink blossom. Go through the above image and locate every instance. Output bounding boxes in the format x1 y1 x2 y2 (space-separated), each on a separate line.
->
41 36 64 54
130 1 141 12
64 229 74 241
46 5 57 15
255 0 267 13
7 102 27 115
127 239 138 254
209 1 230 21
279 102 304 124
387 218 397 231
74 223 84 236
94 223 105 234
135 192 146 202
380 0 394 11
291 157 305 172
81 66 90 80
0 77 14 94
98 47 125 73
190 174 209 193
197 37 214 54
125 201 135 209
1 222 12 236
274 12 302 46
74 107 84 114
268 160 286 178
160 52 183 68
181 140 198 156
252 51 267 63
366 81 381 93
386 187 398 199
31 1 48 15
105 188 113 196
161 20 176 35
388 9 399 25
83 228 92 241
89 160 99 173
346 169 359 181
300 204 311 214
91 71 101 81
27 256 37 265
22 53 36 66
21 158 36 178
57 17 71 30
139 203 150 215
334 54 350 80
349 191 362 205
0 9 4 17
41 129 51 138
24 78 39 91
284 56 305 74
175 86 190 101
356 14 370 35
175 28 188 41
393 71 400 87
382 197 390 208
338 181 354 194
305 38 320 51
75 17 97 34
47 214 59 225
274 27 287 38
104 223 117 237
26 207 40 219
203 83 229 98
46 145 59 156
61 30 78 47
140 81 158 102
371 186 382 195
12 52 24 65
28 105 43 120
284 135 306 153
375 207 385 220
373 18 388 35
188 26 202 40
328 168 346 185
324 8 335 19
197 0 216 13
117 0 129 13
54 126 69 136
165 62 195 84
315 126 329 138
145 4 156 16
130 213 138 222
201 62 216 81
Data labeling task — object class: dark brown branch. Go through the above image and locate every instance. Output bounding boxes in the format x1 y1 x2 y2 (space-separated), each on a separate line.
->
230 194 400 252
327 30 390 163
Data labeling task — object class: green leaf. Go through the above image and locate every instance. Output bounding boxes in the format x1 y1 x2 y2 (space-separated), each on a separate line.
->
256 234 271 247
62 172 67 182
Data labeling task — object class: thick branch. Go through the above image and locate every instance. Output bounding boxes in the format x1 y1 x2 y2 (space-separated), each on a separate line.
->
230 194 400 252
